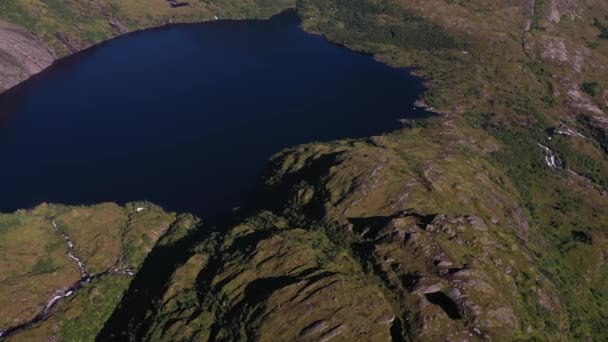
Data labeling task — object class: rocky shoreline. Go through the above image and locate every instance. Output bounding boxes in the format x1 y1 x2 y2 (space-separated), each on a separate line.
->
0 1 294 93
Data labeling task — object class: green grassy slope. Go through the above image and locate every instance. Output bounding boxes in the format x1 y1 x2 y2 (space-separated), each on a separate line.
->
1 203 198 341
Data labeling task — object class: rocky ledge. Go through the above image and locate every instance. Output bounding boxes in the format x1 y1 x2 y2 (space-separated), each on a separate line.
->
0 21 55 92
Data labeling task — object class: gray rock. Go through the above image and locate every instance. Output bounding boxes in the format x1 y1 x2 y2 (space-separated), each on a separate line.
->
0 21 55 92
298 320 328 337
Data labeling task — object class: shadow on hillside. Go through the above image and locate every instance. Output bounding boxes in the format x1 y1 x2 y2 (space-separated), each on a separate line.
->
95 214 236 341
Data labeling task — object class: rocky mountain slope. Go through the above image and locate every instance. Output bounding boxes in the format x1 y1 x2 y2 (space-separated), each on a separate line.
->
0 0 608 341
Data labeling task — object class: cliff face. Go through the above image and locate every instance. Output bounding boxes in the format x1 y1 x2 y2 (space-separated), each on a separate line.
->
0 21 55 92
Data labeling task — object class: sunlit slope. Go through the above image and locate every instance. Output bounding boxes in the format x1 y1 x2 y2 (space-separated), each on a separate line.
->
0 203 198 341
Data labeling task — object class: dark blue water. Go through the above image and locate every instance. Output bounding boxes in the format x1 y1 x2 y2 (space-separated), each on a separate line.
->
0 10 425 217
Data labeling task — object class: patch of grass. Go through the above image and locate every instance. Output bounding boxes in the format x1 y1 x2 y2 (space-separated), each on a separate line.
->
593 17 608 39
59 276 132 341
30 258 55 274
581 81 600 97
297 0 462 50
551 135 608 188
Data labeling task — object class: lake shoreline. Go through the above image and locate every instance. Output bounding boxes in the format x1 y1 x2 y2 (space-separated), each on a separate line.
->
0 10 427 218
0 4 297 94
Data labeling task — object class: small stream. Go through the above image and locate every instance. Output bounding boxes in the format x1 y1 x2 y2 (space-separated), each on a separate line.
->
538 143 562 169
0 220 127 339
51 220 88 278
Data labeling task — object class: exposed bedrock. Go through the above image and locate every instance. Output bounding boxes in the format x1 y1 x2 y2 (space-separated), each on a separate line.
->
0 22 55 92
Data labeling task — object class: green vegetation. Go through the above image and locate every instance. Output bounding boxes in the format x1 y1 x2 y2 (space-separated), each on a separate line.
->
1 203 198 341
552 135 608 188
0 0 294 56
2 0 608 340
30 258 56 274
594 17 608 39
297 0 461 51
58 276 132 341
532 0 547 30
582 81 600 96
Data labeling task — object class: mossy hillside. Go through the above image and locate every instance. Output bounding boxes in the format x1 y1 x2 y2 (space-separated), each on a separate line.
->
265 121 525 230
1 203 198 341
294 0 608 339
126 110 575 340
28 202 183 274
136 212 396 341
351 213 567 340
0 0 295 56
255 123 568 339
0 212 80 328
7 275 132 341
51 203 128 275
129 166 570 341
470 112 608 339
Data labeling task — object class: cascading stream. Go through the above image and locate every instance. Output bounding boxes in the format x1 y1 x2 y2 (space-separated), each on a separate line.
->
51 220 88 278
0 219 130 339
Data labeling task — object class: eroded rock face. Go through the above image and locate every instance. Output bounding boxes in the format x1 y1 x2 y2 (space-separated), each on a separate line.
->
0 22 55 92
125 209 570 341
350 213 567 340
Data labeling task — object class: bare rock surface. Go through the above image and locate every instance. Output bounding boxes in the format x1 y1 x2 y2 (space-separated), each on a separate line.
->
0 21 55 92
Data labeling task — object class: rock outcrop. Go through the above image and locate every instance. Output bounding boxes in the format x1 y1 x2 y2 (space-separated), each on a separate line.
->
0 21 55 92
